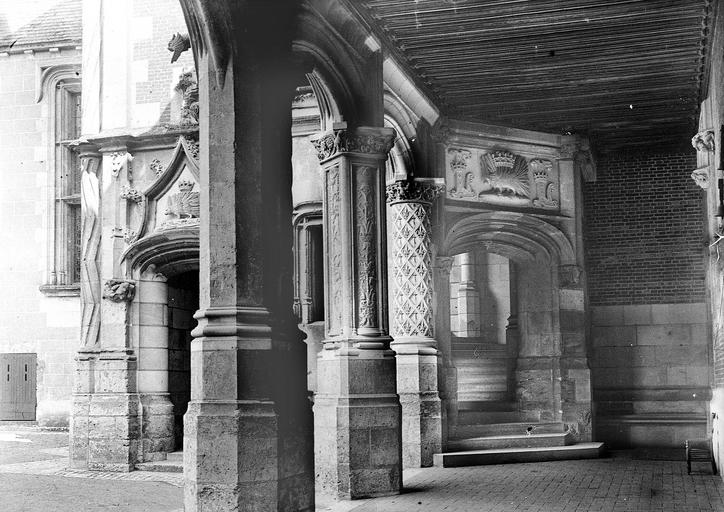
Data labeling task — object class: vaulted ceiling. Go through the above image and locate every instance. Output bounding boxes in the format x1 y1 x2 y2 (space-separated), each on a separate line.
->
354 0 714 151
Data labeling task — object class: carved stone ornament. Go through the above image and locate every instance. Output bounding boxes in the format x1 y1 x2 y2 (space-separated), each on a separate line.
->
167 32 191 63
448 148 474 198
150 159 165 177
691 167 710 189
110 151 130 179
386 179 444 205
530 159 559 208
692 130 715 153
163 180 200 223
80 150 102 347
183 136 199 160
559 265 582 288
175 70 199 124
356 167 378 329
102 279 136 302
310 127 396 162
120 186 143 204
482 151 530 198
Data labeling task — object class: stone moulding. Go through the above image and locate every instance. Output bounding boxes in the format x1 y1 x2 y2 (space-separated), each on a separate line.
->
311 126 396 162
691 167 710 189
102 279 136 302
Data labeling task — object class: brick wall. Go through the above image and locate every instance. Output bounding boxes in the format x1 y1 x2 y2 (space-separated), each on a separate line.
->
583 150 711 448
0 48 82 427
131 0 193 127
584 152 706 305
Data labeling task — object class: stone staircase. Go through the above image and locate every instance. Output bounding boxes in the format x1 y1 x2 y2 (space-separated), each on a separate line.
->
135 450 183 473
452 338 512 403
437 402 604 467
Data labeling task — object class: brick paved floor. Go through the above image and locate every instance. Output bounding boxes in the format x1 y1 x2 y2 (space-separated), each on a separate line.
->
320 454 724 512
1 427 722 511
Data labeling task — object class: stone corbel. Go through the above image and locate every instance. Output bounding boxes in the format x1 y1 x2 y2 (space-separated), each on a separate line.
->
692 130 715 153
102 279 136 302
691 167 710 189
560 139 596 182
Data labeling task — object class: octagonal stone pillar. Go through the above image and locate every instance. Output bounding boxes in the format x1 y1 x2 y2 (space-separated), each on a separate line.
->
386 179 444 468
311 125 402 499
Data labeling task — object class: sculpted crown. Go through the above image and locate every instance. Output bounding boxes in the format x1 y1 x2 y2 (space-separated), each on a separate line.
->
491 151 516 171
178 179 195 192
529 159 552 181
448 149 471 171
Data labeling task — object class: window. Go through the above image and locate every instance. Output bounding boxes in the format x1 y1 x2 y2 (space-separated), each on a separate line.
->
39 65 82 296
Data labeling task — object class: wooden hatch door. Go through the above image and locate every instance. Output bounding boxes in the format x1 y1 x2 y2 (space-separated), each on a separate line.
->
0 353 37 420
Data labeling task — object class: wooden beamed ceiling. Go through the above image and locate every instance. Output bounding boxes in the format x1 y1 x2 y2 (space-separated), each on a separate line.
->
355 0 714 151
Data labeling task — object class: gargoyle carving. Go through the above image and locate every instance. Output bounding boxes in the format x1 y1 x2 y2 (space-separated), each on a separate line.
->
102 279 136 302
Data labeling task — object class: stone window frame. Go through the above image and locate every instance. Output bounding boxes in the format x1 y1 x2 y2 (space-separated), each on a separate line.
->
38 64 83 297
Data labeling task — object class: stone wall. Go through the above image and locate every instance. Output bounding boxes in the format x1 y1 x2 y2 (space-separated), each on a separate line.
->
0 48 82 427
583 152 710 448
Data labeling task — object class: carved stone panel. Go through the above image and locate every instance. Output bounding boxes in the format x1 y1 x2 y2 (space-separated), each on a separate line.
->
80 150 102 347
355 166 378 330
325 165 343 336
445 146 559 210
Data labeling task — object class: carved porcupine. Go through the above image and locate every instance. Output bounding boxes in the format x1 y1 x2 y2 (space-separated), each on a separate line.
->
481 151 530 198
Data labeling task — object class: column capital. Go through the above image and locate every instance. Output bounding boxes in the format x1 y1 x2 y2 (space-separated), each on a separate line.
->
311 125 396 162
386 178 445 206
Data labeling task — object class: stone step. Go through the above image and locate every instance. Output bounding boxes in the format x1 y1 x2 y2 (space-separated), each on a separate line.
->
453 422 566 438
135 459 183 473
458 391 511 402
448 431 574 451
434 442 606 468
459 401 516 412
166 451 183 462
458 410 540 425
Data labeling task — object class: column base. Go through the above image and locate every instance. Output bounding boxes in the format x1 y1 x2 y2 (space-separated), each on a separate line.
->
139 393 175 461
314 348 401 500
394 347 443 468
184 400 314 512
87 393 141 472
561 357 592 442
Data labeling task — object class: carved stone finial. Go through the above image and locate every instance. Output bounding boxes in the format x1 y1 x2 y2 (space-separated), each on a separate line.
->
692 130 715 153
102 279 136 302
386 179 444 205
175 71 199 124
168 33 191 63
691 167 710 189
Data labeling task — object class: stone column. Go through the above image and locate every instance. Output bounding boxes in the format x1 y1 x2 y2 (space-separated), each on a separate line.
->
135 267 174 460
457 252 481 336
311 125 402 499
386 179 443 468
432 256 457 440
182 2 313 510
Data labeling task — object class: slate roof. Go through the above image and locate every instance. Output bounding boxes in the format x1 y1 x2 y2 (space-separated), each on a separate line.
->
0 0 81 52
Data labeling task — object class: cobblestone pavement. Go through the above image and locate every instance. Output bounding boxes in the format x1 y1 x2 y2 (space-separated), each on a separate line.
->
1 427 722 512
0 427 183 512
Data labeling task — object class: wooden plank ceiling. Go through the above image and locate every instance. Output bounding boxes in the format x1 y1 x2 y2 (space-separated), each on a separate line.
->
356 0 714 151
